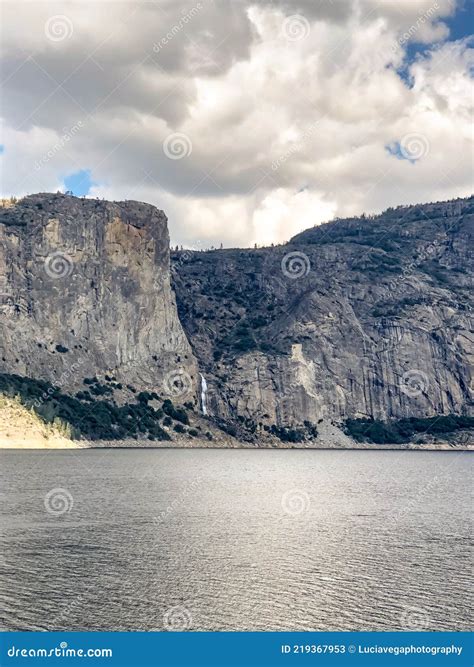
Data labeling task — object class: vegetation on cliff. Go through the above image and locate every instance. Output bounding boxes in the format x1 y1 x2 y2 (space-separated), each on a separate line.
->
172 196 473 435
0 373 198 441
1 194 473 444
344 415 474 444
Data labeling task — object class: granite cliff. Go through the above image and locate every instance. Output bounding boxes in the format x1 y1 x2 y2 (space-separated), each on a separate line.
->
0 194 197 401
172 196 473 435
0 193 472 446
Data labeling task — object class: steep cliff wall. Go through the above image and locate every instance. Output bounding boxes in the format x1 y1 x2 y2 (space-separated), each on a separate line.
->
172 197 473 427
1 193 472 442
0 194 197 400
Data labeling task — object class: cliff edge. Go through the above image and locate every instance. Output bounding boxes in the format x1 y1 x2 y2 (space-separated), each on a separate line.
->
0 193 197 400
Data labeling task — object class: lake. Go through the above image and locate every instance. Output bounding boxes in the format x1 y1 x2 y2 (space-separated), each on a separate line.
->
0 449 471 631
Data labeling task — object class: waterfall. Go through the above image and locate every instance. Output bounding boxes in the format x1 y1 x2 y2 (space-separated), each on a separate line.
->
200 373 208 415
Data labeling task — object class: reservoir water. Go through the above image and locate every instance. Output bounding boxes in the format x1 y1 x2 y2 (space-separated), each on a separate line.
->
0 449 471 631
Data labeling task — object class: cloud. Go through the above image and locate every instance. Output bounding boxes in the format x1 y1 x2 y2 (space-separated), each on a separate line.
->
0 0 472 246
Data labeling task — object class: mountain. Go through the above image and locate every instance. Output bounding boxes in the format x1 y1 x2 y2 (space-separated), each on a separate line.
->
171 196 473 437
0 193 197 399
0 193 472 446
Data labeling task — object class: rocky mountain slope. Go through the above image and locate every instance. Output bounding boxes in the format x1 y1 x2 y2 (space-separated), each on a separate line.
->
172 196 473 434
0 194 197 400
0 193 472 446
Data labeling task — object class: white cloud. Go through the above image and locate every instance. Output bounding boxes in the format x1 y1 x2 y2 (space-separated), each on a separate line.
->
0 0 472 246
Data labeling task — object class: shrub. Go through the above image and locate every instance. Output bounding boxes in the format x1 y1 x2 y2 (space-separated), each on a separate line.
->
218 421 237 437
234 336 257 352
344 415 474 444
162 399 189 425
137 391 152 404
0 372 171 442
304 420 318 438
270 425 306 442
90 383 113 396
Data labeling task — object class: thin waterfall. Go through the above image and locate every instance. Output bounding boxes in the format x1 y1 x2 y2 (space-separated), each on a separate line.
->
200 373 208 415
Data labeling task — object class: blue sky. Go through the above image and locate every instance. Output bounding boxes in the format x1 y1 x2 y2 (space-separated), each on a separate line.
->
444 1 474 41
396 1 473 85
63 170 95 197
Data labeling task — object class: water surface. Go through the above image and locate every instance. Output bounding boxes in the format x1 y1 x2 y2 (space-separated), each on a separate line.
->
0 449 471 631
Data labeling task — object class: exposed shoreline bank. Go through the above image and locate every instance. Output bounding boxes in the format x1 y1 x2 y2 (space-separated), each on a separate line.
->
1 395 471 451
1 439 472 451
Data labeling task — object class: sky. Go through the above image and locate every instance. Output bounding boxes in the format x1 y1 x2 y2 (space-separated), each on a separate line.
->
0 0 473 247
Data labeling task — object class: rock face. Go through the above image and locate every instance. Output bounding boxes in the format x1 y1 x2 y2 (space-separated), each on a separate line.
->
0 194 197 399
1 193 472 437
172 196 473 427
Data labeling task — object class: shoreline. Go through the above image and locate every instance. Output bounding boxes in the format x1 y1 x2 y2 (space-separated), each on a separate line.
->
1 441 472 451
